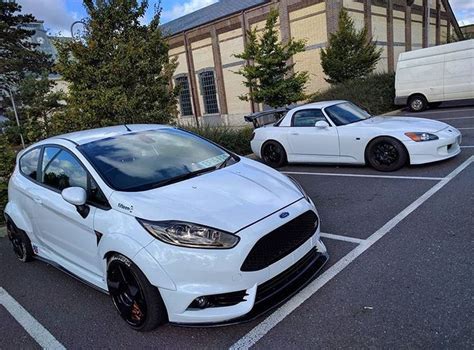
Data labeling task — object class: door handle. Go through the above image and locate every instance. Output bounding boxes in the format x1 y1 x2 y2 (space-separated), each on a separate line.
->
291 133 299 135
33 197 43 205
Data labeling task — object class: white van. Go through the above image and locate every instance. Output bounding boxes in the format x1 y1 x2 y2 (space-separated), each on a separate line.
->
395 39 474 112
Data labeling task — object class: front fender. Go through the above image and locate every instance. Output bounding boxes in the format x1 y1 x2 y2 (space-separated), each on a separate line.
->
98 233 176 291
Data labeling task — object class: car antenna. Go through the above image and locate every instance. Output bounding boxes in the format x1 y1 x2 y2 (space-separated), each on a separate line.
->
124 124 132 132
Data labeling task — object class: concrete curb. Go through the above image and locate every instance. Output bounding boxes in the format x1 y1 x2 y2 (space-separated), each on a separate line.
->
382 108 405 116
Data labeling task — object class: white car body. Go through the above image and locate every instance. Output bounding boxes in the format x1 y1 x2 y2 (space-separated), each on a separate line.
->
5 124 328 326
251 101 461 166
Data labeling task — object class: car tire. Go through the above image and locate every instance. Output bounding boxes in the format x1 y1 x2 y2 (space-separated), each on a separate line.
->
6 221 34 262
107 254 168 331
261 141 287 168
408 95 428 112
366 137 408 172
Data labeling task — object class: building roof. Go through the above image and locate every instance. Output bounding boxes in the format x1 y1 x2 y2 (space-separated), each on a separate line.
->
161 0 268 36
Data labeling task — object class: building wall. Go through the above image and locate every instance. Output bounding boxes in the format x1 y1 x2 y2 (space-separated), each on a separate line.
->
168 0 461 126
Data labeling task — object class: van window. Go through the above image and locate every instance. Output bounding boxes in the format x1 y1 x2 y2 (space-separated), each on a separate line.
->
19 148 40 180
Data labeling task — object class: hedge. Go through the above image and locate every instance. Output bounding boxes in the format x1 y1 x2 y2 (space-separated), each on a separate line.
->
308 72 396 116
182 125 253 155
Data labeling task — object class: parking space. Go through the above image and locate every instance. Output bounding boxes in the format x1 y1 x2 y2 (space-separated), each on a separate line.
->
0 104 473 349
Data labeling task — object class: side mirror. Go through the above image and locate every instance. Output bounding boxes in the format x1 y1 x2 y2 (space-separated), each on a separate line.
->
315 121 329 129
62 187 89 218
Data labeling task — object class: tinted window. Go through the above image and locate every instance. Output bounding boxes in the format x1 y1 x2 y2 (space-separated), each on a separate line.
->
20 148 40 180
78 128 233 192
324 102 371 126
292 109 327 127
41 147 87 191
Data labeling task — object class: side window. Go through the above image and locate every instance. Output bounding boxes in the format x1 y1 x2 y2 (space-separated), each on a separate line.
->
41 147 87 191
19 148 41 180
292 109 328 127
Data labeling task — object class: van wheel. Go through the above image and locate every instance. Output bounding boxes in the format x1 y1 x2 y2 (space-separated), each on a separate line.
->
107 254 168 331
408 95 427 112
6 222 34 262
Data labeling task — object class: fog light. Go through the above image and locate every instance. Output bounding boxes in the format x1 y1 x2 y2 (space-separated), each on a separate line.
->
192 296 210 309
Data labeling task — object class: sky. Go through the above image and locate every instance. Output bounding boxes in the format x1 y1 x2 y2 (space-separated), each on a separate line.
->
16 0 474 37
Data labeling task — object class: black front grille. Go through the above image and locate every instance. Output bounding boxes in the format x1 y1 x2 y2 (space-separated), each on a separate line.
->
241 210 318 271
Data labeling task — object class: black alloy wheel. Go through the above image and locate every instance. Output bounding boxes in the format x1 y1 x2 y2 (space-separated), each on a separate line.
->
7 222 34 262
262 141 287 168
107 254 167 331
367 137 408 172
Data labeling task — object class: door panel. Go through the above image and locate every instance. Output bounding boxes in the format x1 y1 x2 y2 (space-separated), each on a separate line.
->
34 146 102 276
286 109 340 162
443 49 474 100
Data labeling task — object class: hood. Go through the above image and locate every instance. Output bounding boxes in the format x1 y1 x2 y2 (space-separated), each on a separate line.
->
350 116 449 133
109 158 302 233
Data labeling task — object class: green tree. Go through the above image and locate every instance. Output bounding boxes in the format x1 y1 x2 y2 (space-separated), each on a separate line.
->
0 133 16 224
0 1 51 87
234 8 308 108
56 0 178 128
321 9 382 84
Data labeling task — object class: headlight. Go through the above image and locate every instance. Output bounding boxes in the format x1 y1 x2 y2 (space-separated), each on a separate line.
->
405 132 439 142
137 219 239 249
286 175 311 203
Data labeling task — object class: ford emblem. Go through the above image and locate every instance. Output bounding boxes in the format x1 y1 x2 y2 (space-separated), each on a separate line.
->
279 212 290 219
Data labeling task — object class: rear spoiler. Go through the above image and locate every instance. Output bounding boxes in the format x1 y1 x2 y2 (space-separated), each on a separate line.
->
244 107 293 128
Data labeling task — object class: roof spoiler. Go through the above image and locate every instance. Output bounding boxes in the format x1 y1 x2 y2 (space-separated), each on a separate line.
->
244 106 295 128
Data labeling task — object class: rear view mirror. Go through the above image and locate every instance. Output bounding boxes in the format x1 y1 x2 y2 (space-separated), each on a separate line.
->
315 121 329 128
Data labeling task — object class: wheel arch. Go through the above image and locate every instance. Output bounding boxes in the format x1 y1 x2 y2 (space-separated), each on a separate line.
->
99 234 176 291
261 139 287 156
4 202 34 237
408 92 429 103
364 135 411 165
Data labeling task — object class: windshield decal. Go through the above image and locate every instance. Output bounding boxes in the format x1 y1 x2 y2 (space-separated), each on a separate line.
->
197 154 228 168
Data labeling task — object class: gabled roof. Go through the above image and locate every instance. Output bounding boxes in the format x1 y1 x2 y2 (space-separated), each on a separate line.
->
161 0 268 36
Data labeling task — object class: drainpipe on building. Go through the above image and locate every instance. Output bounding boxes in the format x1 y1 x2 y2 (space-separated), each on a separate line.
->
2 85 25 149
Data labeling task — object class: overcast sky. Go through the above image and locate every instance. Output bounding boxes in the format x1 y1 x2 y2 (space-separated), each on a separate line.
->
16 0 474 37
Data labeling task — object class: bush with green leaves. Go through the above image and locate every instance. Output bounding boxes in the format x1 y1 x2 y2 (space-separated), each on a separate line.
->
309 73 396 115
0 134 16 224
182 125 254 155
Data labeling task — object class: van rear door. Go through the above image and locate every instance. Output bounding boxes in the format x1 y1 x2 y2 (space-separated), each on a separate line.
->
443 42 474 101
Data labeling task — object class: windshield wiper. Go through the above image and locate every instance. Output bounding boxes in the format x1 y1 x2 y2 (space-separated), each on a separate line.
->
217 155 233 169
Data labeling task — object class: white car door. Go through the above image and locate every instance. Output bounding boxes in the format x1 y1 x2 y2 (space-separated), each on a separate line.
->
31 145 104 277
286 109 340 162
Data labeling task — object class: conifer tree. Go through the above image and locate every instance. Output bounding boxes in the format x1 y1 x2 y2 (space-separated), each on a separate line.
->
56 0 178 128
235 8 308 108
321 9 382 84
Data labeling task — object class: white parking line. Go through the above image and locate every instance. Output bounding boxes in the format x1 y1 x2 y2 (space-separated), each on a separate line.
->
436 116 474 120
230 156 473 350
0 287 65 350
461 146 474 148
458 127 474 130
411 109 474 115
283 171 443 181
320 233 364 244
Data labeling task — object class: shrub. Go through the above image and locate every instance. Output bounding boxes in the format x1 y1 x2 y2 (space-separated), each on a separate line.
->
309 73 396 115
182 125 253 155
0 134 17 225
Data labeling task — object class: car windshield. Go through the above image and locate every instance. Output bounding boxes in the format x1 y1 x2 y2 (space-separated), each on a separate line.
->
78 128 234 192
324 102 371 126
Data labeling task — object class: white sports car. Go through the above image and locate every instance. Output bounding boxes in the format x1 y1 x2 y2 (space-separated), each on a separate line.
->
5 125 328 331
249 101 462 171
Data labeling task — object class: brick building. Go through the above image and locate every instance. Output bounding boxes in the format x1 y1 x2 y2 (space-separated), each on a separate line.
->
163 0 462 126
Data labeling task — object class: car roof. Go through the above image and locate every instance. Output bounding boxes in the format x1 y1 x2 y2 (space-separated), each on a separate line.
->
48 124 173 146
291 100 347 111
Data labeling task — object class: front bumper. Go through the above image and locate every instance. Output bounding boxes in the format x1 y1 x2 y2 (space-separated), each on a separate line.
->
404 127 462 165
144 199 327 324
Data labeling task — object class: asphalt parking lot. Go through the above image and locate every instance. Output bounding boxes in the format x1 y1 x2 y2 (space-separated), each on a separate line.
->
1 102 473 349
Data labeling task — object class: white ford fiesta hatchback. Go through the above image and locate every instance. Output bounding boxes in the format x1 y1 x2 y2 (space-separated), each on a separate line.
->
5 125 328 331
